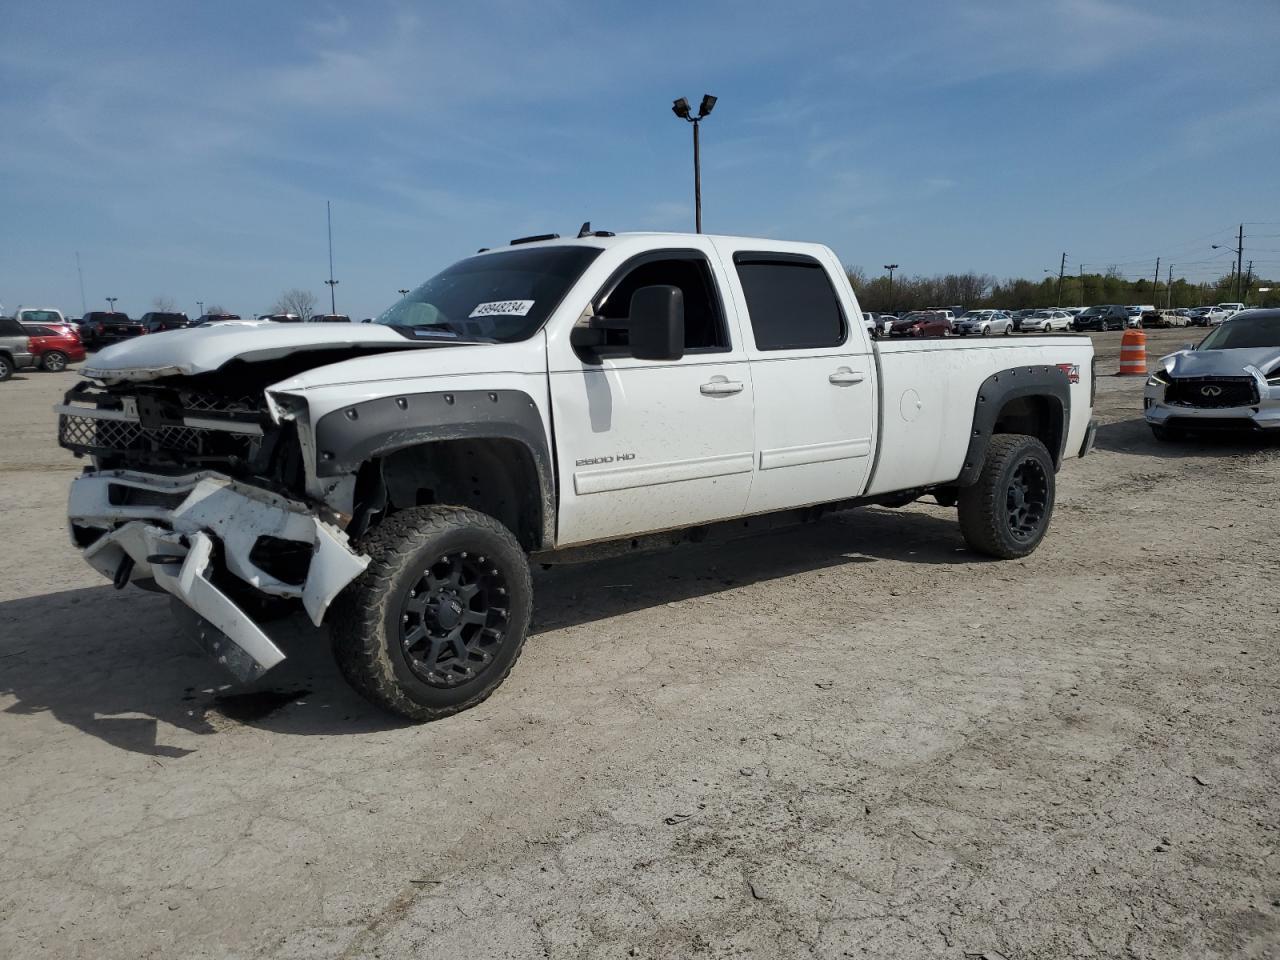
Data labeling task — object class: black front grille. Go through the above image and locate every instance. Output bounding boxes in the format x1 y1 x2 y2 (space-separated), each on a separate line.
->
1165 376 1258 409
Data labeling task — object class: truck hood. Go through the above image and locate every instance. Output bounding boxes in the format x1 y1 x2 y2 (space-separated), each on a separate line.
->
81 321 442 383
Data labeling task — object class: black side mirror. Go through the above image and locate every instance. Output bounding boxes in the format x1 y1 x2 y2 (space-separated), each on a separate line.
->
627 285 684 361
570 284 685 361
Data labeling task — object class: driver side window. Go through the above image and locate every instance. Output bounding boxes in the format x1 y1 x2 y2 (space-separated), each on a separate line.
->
586 253 730 354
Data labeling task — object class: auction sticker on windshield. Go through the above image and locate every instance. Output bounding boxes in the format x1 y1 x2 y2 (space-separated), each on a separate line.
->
469 300 535 319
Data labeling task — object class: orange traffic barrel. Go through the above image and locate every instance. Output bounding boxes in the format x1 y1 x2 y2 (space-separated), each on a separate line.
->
1118 328 1147 375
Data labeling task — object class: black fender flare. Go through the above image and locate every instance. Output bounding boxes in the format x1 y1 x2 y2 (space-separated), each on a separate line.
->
313 389 555 544
955 365 1071 487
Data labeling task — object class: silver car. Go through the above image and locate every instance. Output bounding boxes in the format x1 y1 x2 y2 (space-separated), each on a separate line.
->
955 310 1014 336
1144 309 1280 440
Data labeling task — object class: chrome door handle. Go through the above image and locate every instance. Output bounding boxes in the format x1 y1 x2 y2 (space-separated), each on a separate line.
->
700 379 744 396
829 368 865 385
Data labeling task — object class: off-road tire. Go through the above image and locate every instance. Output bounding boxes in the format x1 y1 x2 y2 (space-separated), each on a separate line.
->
41 350 69 372
957 434 1055 559
0 355 11 382
331 505 532 722
1150 424 1185 443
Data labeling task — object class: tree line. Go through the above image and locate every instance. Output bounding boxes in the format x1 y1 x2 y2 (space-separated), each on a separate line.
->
845 267 1280 313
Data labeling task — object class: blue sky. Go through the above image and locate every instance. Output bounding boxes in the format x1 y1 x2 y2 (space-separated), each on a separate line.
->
2 0 1278 319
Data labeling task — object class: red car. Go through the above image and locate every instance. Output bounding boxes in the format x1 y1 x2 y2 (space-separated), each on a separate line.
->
21 322 86 372
890 311 954 338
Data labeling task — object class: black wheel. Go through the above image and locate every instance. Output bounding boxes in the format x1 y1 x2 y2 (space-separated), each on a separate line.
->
957 434 1055 559
1150 424 1185 442
0 355 11 382
331 505 532 721
41 350 68 372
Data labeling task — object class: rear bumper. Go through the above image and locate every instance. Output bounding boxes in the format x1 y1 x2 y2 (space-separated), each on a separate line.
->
69 470 369 679
12 351 36 369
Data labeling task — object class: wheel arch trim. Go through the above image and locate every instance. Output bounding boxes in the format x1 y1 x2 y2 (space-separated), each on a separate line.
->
955 365 1071 487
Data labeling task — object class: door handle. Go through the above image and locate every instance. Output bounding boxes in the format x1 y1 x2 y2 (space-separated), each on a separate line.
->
700 379 744 396
828 368 865 385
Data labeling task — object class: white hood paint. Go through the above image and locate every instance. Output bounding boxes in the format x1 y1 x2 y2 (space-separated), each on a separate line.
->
81 321 439 382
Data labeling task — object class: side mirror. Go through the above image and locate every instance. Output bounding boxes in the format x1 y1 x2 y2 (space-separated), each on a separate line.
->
627 285 684 361
570 284 685 361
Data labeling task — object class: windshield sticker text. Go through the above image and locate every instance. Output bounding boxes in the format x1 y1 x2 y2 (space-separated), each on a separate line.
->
469 300 535 319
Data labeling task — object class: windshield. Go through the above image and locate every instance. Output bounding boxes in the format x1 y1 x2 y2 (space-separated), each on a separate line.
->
1198 314 1280 350
377 246 602 342
21 310 60 322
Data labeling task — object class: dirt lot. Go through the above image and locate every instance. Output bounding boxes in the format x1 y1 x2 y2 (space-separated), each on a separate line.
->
1 329 1277 960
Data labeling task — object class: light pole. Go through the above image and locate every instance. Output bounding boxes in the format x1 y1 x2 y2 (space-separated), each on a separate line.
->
883 264 898 312
325 200 339 315
671 94 717 233
106 297 118 313
197 300 204 317
398 289 410 298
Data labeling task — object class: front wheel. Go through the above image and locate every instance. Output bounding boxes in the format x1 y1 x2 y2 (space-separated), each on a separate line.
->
0 355 11 382
331 505 533 721
957 434 1055 559
981 326 991 337
41 350 68 372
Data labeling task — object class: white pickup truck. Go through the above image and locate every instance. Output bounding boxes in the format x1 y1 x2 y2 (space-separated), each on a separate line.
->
58 230 1097 720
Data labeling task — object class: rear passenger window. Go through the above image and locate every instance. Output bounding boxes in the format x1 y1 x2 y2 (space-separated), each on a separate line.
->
0 317 24 336
733 253 846 350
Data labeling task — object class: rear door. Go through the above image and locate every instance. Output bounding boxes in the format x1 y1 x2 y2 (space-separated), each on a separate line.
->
714 242 878 515
547 244 755 546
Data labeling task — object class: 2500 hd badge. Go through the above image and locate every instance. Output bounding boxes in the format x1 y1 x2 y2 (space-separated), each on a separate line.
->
575 453 637 467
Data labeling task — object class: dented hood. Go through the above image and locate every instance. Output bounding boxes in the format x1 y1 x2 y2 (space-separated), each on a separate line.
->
81 320 438 383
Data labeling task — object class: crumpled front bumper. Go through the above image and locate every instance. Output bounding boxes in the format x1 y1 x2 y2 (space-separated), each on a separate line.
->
69 470 369 680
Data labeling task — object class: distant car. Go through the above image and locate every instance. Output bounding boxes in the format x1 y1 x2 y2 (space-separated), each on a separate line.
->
1020 309 1074 333
0 315 37 381
955 309 1013 336
1009 308 1039 331
80 311 145 347
890 311 953 338
1140 310 1189 329
1145 308 1280 440
1205 306 1233 325
1217 302 1246 317
259 313 302 323
20 322 86 371
140 311 191 333
15 307 67 327
1074 305 1128 331
307 314 352 323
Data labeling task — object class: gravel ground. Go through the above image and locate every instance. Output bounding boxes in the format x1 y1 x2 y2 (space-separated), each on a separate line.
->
1 329 1277 960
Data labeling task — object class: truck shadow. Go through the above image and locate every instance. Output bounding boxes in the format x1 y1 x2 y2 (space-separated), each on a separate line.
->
1095 417 1280 459
0 506 977 753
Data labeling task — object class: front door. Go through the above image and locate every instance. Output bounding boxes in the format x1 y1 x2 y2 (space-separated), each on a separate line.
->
548 246 755 546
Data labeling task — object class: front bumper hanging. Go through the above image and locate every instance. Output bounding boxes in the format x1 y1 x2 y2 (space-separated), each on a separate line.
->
69 470 369 681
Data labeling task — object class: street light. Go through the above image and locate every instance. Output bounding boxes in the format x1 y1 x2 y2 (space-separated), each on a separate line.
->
197 300 204 316
883 264 899 312
398 289 410 297
671 93 717 233
106 297 118 313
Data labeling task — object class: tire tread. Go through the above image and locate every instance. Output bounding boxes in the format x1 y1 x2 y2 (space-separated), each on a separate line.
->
957 434 1054 560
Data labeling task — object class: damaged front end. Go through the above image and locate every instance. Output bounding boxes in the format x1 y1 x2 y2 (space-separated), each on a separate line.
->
58 376 368 682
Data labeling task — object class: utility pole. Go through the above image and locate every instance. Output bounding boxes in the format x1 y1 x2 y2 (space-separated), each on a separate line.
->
1166 264 1173 309
1235 223 1244 303
1078 263 1086 306
1152 257 1160 304
1245 260 1254 303
325 200 339 315
1056 252 1066 307
75 251 87 315
883 264 899 312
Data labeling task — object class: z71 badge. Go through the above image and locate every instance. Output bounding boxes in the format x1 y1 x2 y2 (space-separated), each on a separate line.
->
1056 363 1081 384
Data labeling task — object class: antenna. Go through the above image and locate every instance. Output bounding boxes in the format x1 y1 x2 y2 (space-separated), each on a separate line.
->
324 200 339 315
76 251 87 314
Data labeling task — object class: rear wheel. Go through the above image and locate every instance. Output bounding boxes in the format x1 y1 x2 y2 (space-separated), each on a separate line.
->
331 505 532 721
41 350 68 372
957 434 1055 559
0 355 11 382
